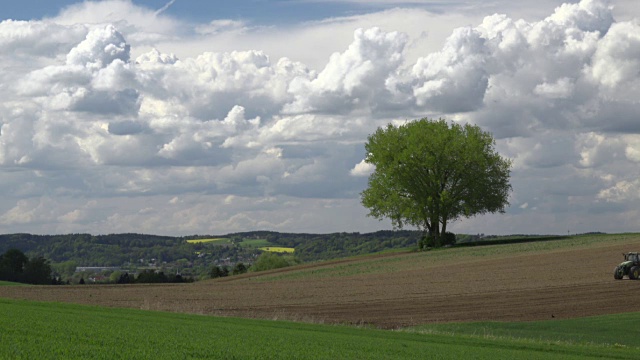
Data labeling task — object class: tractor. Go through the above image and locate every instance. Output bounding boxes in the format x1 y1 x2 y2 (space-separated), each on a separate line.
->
614 252 640 280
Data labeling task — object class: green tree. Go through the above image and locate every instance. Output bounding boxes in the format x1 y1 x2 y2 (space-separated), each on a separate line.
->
232 262 248 275
117 272 132 284
361 118 511 247
250 252 296 272
210 266 229 279
53 260 78 279
0 249 29 282
22 256 53 285
109 270 123 283
136 270 168 283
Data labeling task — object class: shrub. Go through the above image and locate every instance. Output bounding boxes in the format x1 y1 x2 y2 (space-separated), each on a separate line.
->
232 263 248 275
136 270 168 283
250 252 297 272
210 266 229 279
442 232 457 246
117 272 132 284
418 232 457 250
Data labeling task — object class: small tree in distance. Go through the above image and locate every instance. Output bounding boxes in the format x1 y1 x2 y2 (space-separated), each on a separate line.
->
361 118 512 247
210 266 229 279
250 252 296 272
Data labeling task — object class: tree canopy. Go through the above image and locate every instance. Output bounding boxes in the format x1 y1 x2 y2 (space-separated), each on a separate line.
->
0 249 55 284
361 118 512 246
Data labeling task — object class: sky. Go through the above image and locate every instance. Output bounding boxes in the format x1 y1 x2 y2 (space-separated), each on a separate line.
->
0 0 639 236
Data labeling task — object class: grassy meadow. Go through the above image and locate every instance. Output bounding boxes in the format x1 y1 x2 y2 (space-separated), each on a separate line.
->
238 238 273 248
0 280 25 286
1 298 638 359
406 312 640 349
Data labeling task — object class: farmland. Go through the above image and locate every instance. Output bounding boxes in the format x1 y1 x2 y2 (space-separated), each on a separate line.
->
2 233 640 358
406 312 640 348
238 238 273 248
1 298 638 359
185 238 231 244
259 246 295 253
0 233 638 328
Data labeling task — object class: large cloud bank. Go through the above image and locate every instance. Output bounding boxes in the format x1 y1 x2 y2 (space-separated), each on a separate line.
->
0 0 639 235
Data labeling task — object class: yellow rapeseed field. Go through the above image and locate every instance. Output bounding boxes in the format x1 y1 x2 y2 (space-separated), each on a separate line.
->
186 238 228 244
259 247 295 253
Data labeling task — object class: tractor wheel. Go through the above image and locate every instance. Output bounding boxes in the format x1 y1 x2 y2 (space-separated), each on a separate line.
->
614 266 623 280
629 266 640 280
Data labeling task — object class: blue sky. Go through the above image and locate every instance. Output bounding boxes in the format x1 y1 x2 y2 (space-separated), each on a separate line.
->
1 0 640 236
4 0 410 24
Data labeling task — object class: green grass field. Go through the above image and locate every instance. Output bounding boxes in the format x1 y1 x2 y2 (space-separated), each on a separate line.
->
0 298 637 359
406 312 640 348
238 238 274 248
0 280 25 286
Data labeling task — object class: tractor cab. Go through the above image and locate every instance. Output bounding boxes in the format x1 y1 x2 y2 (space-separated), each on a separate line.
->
614 252 640 280
625 252 640 263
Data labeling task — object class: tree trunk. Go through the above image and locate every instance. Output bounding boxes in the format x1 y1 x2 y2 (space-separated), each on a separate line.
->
431 221 442 247
420 219 433 250
441 220 447 238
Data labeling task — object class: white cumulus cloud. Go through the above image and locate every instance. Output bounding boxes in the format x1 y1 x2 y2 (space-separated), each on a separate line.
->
0 0 639 236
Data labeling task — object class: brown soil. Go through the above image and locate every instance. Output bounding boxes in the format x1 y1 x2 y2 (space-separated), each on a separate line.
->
1 238 639 329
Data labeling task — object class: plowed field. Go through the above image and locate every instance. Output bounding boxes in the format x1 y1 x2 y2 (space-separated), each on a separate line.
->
2 234 639 328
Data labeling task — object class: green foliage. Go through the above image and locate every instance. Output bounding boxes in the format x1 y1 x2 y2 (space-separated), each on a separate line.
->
116 272 132 284
0 249 55 285
361 118 511 244
250 252 297 272
0 231 425 271
22 256 54 285
238 238 273 248
232 262 248 275
254 230 420 262
208 262 247 280
109 271 123 283
419 232 457 250
0 248 28 281
210 266 229 279
0 233 217 266
0 299 637 359
135 270 168 283
52 260 78 279
88 270 188 284
0 233 261 282
442 232 456 246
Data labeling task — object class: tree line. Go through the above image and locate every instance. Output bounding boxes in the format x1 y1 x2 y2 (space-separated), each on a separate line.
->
0 230 427 269
109 270 193 284
209 252 299 278
229 230 423 261
0 233 207 266
0 249 60 285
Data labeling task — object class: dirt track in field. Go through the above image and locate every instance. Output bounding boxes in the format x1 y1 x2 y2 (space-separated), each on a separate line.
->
2 237 640 329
